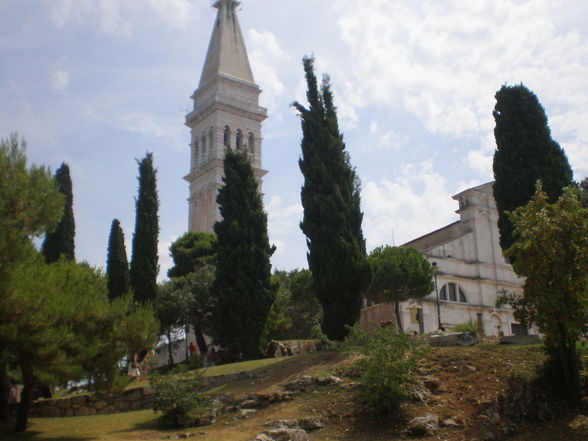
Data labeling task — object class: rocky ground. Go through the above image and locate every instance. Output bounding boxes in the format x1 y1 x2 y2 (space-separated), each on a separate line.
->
170 345 588 441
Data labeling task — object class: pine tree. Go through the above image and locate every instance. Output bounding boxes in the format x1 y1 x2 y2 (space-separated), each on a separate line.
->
212 148 275 359
293 56 370 341
493 84 573 255
106 219 130 301
130 153 159 304
42 162 75 263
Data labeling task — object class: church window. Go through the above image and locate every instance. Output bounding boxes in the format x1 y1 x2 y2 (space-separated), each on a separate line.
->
193 139 199 168
236 129 243 150
209 128 214 154
201 133 206 160
248 132 255 157
439 283 467 303
223 126 231 147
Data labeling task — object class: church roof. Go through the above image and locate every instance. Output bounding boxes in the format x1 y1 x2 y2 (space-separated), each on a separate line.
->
199 0 255 87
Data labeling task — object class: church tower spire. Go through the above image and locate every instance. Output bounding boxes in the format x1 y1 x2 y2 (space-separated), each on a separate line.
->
185 0 267 233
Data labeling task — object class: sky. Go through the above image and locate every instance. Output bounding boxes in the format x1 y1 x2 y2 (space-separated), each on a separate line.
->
1 0 587 279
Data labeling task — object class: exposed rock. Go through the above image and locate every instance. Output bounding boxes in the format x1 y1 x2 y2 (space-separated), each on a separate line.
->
427 332 477 347
284 374 344 392
409 385 431 403
239 392 295 409
237 409 257 419
406 413 439 437
265 417 325 431
441 417 460 428
252 428 310 441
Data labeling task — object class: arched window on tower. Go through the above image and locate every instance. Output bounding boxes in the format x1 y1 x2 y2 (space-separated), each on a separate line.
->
248 132 255 158
201 133 206 161
236 129 243 150
439 283 467 303
223 126 231 148
208 128 214 157
192 139 199 169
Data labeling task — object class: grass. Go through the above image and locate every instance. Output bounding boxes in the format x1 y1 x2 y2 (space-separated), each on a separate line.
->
197 356 292 377
1 409 159 441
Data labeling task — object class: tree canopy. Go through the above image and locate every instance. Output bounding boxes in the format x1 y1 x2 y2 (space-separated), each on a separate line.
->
167 231 217 279
41 162 75 263
106 218 130 301
294 56 370 341
492 84 573 255
130 152 159 304
213 148 276 359
0 133 63 422
367 246 434 332
499 183 588 402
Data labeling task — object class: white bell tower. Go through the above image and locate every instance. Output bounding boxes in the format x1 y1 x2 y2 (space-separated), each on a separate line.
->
184 0 267 233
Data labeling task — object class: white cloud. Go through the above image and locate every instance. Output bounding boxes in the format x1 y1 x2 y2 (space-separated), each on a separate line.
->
248 29 288 110
51 70 70 91
148 0 192 29
47 0 132 37
362 161 459 251
158 236 175 282
266 195 303 236
333 0 588 172
118 112 184 148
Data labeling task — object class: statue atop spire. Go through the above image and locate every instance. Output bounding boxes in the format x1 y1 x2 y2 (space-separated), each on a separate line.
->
213 0 241 10
199 0 253 87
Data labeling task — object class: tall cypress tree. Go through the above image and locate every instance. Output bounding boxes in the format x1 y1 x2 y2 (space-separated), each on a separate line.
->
106 219 130 301
129 153 159 304
293 56 370 341
493 84 573 255
42 162 75 263
213 148 276 360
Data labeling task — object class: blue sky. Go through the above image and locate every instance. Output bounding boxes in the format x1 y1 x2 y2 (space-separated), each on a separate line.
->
1 0 587 278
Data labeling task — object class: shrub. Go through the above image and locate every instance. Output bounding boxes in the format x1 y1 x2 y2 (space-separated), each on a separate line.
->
347 324 427 416
150 370 211 428
453 320 477 333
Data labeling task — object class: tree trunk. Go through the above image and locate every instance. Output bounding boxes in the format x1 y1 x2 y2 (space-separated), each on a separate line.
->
394 301 403 333
166 331 174 366
0 361 10 421
14 357 34 432
195 328 208 355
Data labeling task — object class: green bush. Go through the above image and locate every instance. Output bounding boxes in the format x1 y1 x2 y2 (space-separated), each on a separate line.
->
347 324 427 416
150 370 211 428
453 320 477 333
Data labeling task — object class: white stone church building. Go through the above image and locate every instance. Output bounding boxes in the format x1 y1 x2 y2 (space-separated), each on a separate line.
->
363 182 533 337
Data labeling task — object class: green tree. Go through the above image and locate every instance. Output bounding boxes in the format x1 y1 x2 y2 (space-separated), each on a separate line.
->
578 177 588 208
366 246 434 332
167 231 216 279
106 218 130 301
157 265 215 364
492 84 573 255
1 256 158 432
41 162 75 263
130 152 159 304
167 232 217 355
499 183 588 402
0 133 63 421
213 149 276 359
293 56 370 341
263 269 322 345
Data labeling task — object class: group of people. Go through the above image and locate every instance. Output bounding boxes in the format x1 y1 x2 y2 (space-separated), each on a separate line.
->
127 349 155 382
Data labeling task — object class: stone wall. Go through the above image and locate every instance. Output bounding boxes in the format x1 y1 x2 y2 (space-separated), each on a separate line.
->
13 386 156 418
11 366 271 418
